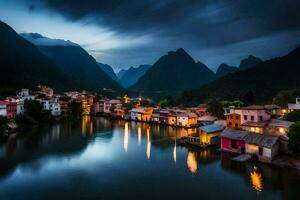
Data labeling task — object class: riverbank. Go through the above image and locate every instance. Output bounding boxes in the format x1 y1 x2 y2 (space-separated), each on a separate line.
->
273 155 300 170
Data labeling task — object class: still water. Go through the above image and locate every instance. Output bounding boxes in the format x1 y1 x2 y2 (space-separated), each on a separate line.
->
0 117 300 200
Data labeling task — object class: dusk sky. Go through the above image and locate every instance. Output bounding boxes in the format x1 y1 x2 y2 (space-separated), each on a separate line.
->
1 0 300 72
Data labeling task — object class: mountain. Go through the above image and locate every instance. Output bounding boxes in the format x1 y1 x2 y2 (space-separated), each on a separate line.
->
21 33 123 92
178 46 300 106
129 48 215 99
239 55 262 70
97 62 118 82
118 65 151 88
0 21 76 94
117 69 127 79
216 63 238 78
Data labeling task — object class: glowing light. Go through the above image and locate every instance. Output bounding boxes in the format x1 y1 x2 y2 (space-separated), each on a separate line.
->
250 167 263 193
279 127 285 134
187 152 197 174
138 127 141 145
124 122 129 152
146 128 151 159
173 143 177 164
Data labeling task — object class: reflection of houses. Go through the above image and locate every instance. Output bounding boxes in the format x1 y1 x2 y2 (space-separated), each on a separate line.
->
82 96 94 115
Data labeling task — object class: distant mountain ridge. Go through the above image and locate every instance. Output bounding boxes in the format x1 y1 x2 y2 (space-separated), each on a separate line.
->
178 46 300 106
21 32 123 92
129 48 215 99
0 20 76 93
97 62 119 82
216 63 238 78
118 64 151 88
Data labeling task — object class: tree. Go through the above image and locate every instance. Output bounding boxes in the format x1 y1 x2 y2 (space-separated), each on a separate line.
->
288 122 300 156
284 110 300 122
206 98 225 119
239 90 255 105
273 90 294 108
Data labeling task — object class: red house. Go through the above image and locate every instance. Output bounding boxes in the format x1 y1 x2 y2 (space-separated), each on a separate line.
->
0 101 17 119
220 128 248 153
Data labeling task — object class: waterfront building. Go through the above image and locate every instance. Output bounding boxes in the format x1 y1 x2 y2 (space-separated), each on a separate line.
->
151 109 160 123
226 113 241 129
0 101 17 119
130 108 153 121
40 99 61 116
5 96 25 115
18 89 35 101
176 112 198 127
198 115 217 125
244 133 279 163
220 128 248 153
198 124 224 145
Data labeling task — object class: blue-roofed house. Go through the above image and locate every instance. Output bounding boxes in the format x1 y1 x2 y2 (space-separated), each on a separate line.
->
199 124 224 145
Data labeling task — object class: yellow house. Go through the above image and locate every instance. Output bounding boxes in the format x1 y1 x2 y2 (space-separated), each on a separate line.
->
199 124 224 145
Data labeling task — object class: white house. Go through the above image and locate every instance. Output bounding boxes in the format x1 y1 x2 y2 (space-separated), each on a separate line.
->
18 89 35 101
0 101 7 118
288 97 300 111
40 99 61 116
5 97 25 115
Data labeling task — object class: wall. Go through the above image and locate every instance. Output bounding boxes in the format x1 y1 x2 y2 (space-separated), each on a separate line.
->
221 137 231 150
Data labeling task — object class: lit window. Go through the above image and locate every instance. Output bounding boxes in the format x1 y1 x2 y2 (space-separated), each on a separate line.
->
279 128 285 134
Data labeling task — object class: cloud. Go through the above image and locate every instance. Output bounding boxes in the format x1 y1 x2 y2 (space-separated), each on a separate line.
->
3 0 300 69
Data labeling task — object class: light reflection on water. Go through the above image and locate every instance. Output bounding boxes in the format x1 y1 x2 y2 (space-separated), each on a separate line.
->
0 117 300 200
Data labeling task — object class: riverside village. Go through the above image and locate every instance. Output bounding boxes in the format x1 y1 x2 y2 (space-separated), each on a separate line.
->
1 85 300 170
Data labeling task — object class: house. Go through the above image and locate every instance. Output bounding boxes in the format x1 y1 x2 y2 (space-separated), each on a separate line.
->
0 101 7 118
176 112 198 127
111 108 125 118
220 128 248 153
288 97 300 111
198 115 217 125
198 124 224 145
151 109 160 123
226 113 241 129
18 89 35 101
0 101 17 119
159 110 170 124
103 99 122 113
167 112 177 125
40 99 61 116
264 104 281 116
5 96 25 115
130 108 153 121
233 105 271 125
244 133 279 163
191 104 209 117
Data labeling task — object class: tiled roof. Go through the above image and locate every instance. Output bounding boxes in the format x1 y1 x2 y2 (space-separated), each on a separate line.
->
198 115 217 122
242 121 268 128
268 119 293 128
199 124 224 133
220 128 249 140
244 133 278 148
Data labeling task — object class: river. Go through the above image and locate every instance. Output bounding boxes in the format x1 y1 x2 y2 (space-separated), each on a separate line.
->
0 116 300 200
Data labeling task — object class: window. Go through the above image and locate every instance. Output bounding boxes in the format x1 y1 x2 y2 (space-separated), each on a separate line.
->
251 116 254 121
229 122 232 126
259 116 263 121
236 115 239 119
244 115 248 120
230 115 233 119
235 123 238 128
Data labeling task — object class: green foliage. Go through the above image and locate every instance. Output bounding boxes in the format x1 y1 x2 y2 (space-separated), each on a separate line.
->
288 122 300 156
24 100 55 123
284 110 300 122
273 90 295 108
206 98 225 119
221 100 244 108
140 99 153 107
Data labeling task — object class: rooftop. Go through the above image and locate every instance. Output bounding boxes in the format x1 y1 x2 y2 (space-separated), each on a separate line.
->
199 124 224 133
220 128 249 140
268 119 293 128
242 121 268 128
244 133 278 148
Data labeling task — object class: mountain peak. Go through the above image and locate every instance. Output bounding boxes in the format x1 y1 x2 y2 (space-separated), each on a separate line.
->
20 32 79 47
239 55 262 70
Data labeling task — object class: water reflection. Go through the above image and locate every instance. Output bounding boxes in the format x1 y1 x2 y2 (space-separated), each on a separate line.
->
187 151 197 174
124 122 129 152
250 166 263 193
0 118 300 200
146 128 151 159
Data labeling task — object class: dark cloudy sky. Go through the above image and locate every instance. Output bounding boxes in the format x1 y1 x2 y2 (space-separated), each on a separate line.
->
1 0 300 72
